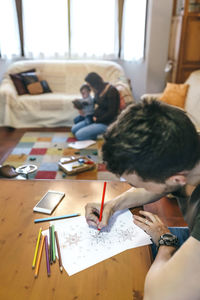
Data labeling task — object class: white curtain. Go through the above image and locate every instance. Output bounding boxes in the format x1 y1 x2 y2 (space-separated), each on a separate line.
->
22 0 69 58
0 0 21 59
70 0 118 59
121 0 147 61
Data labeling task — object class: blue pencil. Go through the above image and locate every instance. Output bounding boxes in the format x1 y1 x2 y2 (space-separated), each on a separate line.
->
34 213 80 223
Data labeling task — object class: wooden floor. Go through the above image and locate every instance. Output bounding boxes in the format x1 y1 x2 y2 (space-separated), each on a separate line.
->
0 126 186 227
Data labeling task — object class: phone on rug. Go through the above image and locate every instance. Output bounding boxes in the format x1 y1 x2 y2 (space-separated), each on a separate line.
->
33 190 65 214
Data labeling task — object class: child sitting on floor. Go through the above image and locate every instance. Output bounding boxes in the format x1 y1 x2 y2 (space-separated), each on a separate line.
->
72 84 94 125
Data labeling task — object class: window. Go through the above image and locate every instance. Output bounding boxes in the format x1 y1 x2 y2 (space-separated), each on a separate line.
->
121 0 147 61
22 0 69 58
0 0 20 59
0 0 147 61
70 0 118 59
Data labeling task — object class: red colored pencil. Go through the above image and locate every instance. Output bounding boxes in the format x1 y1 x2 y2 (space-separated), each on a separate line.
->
98 181 107 231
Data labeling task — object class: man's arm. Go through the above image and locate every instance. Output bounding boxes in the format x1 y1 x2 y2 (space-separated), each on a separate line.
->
134 210 200 300
85 188 167 228
144 237 200 300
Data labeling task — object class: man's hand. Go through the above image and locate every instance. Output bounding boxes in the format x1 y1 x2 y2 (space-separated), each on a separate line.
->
133 210 170 245
85 202 114 229
93 116 97 122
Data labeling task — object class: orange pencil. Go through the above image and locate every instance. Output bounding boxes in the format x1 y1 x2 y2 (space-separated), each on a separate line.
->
34 234 45 278
98 181 107 231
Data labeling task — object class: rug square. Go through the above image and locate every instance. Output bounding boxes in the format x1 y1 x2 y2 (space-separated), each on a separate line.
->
30 148 47 155
38 162 59 171
49 142 68 149
37 137 52 142
4 154 28 163
67 137 77 143
51 136 68 143
20 136 38 143
35 171 57 179
46 148 64 155
27 155 44 165
33 142 51 148
11 147 31 155
42 154 62 163
16 142 35 148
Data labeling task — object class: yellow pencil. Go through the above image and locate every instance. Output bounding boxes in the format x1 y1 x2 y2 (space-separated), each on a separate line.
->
32 228 42 269
34 235 45 278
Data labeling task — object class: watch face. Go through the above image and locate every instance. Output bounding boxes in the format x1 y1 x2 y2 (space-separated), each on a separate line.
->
162 233 176 240
158 233 178 247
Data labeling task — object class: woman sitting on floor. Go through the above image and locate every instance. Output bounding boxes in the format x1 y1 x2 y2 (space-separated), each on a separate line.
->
71 72 120 140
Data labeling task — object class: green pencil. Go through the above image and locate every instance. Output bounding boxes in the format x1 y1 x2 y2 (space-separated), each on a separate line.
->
52 225 56 262
49 226 53 264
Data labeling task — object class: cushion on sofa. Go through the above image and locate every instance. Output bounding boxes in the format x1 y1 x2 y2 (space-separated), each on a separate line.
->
159 83 189 108
20 71 39 86
114 82 133 110
9 69 36 95
27 80 52 95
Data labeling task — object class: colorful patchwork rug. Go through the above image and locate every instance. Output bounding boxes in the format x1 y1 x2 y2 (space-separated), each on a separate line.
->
2 132 119 181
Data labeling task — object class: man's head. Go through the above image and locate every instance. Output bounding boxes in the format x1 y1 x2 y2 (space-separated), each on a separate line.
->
80 84 91 99
102 100 200 190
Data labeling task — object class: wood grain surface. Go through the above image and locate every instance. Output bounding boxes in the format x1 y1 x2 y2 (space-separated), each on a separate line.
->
0 180 152 300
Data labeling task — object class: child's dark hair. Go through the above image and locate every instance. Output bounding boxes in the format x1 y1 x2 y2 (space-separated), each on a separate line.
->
80 84 91 93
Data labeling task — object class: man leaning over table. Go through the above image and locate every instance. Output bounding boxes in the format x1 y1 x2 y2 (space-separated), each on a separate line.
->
85 99 200 300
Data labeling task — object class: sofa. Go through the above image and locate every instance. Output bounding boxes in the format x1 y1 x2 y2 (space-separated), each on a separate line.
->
141 70 200 129
0 60 135 128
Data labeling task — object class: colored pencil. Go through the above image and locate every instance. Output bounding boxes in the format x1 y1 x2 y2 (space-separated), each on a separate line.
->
98 181 107 231
32 227 42 269
34 234 45 278
34 213 80 223
52 225 56 262
49 226 53 264
44 235 51 276
55 231 63 272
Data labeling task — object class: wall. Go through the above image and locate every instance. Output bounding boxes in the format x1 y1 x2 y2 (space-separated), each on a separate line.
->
0 59 10 83
118 0 173 100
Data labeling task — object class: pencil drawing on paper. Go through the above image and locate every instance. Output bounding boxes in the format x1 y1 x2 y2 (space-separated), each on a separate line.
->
62 216 137 249
43 209 152 275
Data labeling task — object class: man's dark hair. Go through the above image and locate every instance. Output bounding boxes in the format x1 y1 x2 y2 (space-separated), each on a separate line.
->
80 84 91 93
85 72 106 93
102 99 200 182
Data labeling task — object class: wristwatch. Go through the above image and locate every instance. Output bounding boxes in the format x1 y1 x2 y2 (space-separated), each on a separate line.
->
158 233 179 249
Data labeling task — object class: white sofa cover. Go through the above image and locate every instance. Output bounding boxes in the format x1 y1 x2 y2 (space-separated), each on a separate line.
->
0 60 134 128
141 70 200 129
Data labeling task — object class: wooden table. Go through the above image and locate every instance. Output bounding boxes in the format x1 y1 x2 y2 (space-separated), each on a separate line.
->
0 180 152 300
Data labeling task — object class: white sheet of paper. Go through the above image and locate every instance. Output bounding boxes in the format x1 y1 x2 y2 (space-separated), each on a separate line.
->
68 140 96 149
43 209 152 276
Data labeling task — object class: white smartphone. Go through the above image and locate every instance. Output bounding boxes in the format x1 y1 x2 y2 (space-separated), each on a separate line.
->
33 190 65 214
